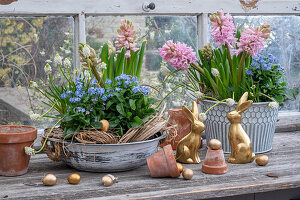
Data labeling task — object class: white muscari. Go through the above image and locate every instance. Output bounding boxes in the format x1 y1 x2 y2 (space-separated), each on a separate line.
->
211 68 220 77
99 62 107 70
29 113 41 121
195 91 204 99
268 102 279 109
24 147 35 156
199 113 207 121
40 51 45 56
30 81 38 88
54 54 63 66
226 98 235 106
82 45 91 58
44 64 52 74
46 59 52 63
64 58 71 68
84 70 91 79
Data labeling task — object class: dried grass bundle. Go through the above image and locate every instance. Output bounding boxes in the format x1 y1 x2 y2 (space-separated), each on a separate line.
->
74 130 119 144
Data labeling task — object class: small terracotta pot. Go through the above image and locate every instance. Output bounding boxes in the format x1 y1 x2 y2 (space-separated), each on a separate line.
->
161 108 202 150
147 144 180 178
202 148 227 174
0 125 37 176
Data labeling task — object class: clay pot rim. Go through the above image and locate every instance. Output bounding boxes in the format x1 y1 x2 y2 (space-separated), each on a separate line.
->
163 145 180 178
0 125 37 136
0 125 37 144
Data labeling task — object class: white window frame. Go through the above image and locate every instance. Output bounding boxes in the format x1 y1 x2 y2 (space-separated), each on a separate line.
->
1 0 300 114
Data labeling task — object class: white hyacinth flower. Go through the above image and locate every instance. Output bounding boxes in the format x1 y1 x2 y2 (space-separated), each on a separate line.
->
199 113 207 121
30 81 38 88
195 91 204 99
64 58 71 68
160 66 170 76
54 54 63 66
268 102 279 109
211 68 220 77
226 98 235 106
65 49 71 54
44 63 52 74
82 45 91 58
30 113 41 121
46 59 52 63
24 147 35 156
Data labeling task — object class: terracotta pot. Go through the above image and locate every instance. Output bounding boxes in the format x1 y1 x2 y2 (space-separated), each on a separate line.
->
146 144 180 178
161 108 202 150
0 125 37 176
202 148 227 174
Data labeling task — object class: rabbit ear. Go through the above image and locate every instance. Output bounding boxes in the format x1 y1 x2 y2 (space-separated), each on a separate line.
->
182 105 195 123
237 92 249 110
237 100 253 113
191 101 199 120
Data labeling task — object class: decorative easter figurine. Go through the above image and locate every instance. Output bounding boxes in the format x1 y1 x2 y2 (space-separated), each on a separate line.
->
176 101 205 164
227 92 255 164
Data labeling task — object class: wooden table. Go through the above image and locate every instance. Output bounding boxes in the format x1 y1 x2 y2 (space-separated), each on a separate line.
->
1 131 300 200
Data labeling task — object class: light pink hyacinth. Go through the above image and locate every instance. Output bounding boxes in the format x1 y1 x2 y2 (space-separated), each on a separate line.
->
235 23 271 57
209 10 236 48
158 40 197 70
115 19 139 58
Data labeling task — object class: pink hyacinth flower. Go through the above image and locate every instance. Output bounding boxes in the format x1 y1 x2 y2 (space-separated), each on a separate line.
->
158 40 197 70
235 23 270 57
115 19 139 58
209 10 237 48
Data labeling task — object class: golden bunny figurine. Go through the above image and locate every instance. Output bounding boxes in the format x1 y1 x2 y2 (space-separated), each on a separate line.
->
227 92 255 164
176 101 205 164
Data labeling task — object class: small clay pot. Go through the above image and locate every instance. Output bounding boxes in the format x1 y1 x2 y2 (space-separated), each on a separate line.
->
160 108 202 150
0 125 37 176
202 148 227 175
147 144 180 178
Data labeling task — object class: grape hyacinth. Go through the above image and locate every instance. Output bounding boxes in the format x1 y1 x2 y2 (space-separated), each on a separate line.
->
115 19 139 58
158 40 197 70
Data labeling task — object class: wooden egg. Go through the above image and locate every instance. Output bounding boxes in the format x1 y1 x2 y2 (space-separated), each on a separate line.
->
182 169 193 180
256 155 269 166
42 174 57 186
177 163 183 173
68 173 81 184
209 139 222 150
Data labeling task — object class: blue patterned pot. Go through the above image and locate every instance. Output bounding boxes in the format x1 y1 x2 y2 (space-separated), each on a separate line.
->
200 100 279 154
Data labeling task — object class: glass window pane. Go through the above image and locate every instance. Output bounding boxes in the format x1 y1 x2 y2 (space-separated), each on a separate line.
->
0 16 74 128
86 15 197 109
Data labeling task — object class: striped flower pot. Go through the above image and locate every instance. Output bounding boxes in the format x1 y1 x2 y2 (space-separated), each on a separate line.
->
200 100 279 154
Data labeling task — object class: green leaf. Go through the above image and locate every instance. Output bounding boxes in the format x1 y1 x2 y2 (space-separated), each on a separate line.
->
106 100 114 109
127 112 132 117
92 121 102 129
116 103 125 115
101 43 109 63
129 99 136 110
136 41 146 78
133 116 143 125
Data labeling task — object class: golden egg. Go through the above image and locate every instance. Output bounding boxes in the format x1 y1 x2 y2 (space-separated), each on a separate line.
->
100 119 110 132
256 155 269 166
42 174 57 186
182 168 193 180
102 174 118 187
68 173 81 184
209 139 222 150
177 163 183 173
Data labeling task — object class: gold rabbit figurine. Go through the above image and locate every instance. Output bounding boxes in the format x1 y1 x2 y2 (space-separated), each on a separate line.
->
176 101 205 164
227 92 255 164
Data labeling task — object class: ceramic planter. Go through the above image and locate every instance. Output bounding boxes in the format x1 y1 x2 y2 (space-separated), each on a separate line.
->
202 148 227 174
46 131 167 172
200 100 279 153
147 144 180 178
160 108 202 150
0 125 37 176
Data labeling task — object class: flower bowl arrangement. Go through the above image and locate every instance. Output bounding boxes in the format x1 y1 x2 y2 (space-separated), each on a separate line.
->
159 10 298 153
26 20 170 172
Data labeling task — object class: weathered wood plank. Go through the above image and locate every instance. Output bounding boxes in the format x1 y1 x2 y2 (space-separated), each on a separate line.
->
0 131 299 200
